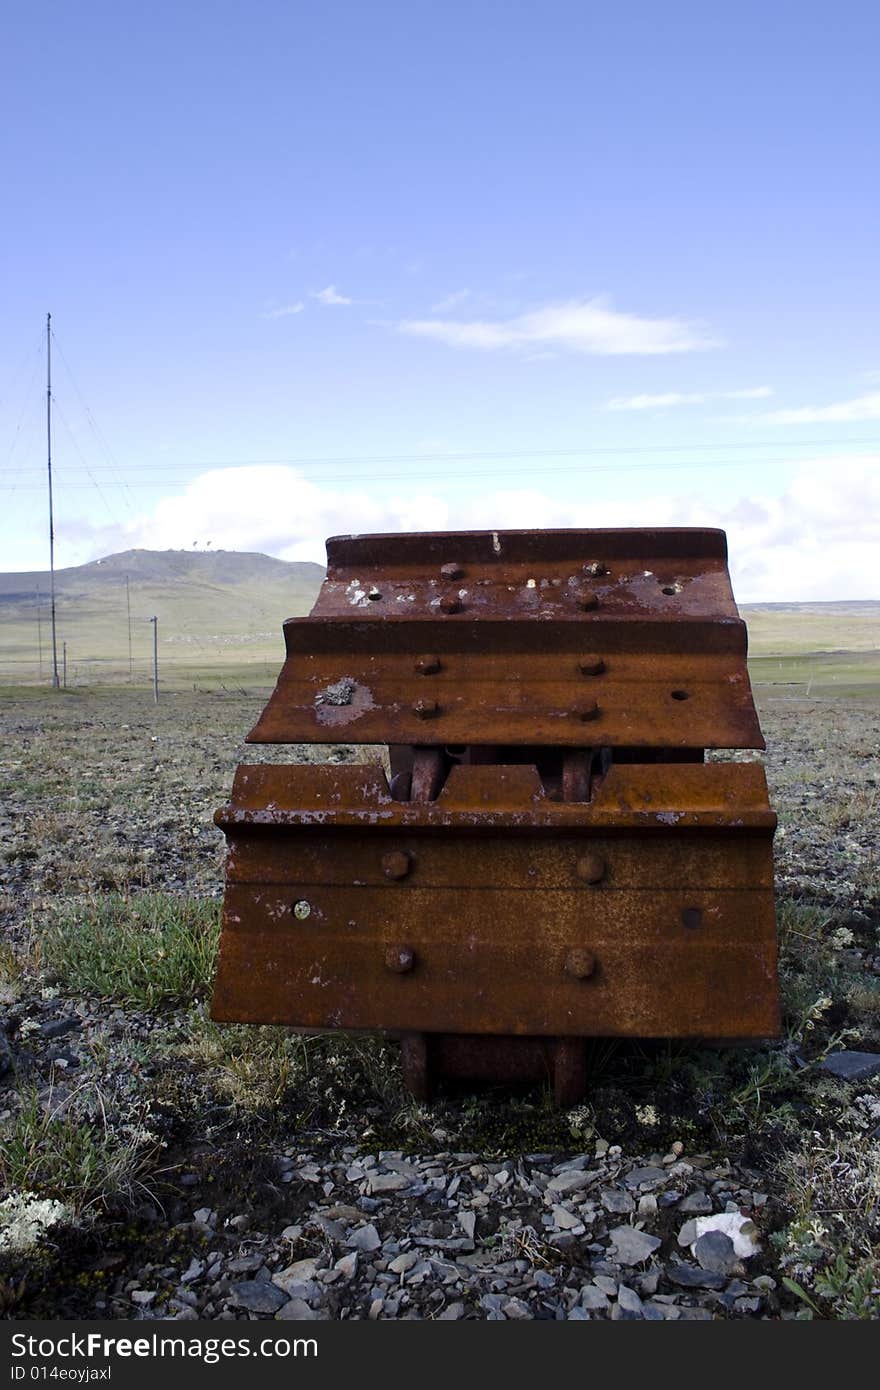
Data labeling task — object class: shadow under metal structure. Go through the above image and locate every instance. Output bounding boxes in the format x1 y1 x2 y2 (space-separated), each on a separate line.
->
211 528 780 1104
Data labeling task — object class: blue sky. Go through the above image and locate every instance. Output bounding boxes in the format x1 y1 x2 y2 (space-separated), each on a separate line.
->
2 0 878 598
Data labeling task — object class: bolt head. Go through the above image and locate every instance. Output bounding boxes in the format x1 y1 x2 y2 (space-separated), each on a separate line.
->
292 900 311 920
415 654 442 675
578 656 606 676
439 595 462 614
577 700 600 721
411 699 440 720
577 592 599 611
576 852 606 884
565 948 597 980
382 850 412 880
385 945 415 973
440 562 464 580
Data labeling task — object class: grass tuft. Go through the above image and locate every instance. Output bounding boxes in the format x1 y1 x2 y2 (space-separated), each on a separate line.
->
38 893 220 1010
0 1082 162 1217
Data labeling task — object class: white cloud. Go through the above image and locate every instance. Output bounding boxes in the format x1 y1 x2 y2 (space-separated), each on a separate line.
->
608 386 773 411
260 302 305 319
754 390 880 425
312 285 353 306
77 455 879 602
397 295 721 356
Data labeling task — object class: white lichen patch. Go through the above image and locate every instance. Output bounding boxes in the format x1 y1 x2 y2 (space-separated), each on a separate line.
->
0 1191 73 1253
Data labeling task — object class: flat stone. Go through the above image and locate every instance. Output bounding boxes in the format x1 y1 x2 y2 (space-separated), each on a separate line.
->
437 1302 465 1320
457 1210 476 1240
275 1298 319 1320
601 1189 635 1215
41 1017 80 1039
347 1223 381 1252
678 1190 713 1214
580 1286 610 1312
608 1226 662 1265
677 1219 699 1247
389 1251 419 1275
615 1284 644 1319
503 1298 533 1319
694 1231 741 1275
228 1281 287 1314
552 1205 582 1231
368 1172 412 1193
130 1290 156 1306
592 1275 618 1296
624 1166 666 1189
666 1263 726 1291
334 1253 357 1279
547 1170 593 1196
819 1050 880 1082
273 1257 320 1290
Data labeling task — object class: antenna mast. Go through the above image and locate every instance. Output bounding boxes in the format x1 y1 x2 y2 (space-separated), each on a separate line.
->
46 312 60 688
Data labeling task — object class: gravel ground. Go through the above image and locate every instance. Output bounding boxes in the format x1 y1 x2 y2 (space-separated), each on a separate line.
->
1 687 878 1319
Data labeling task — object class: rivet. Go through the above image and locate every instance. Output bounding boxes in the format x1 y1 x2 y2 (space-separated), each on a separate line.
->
577 701 600 721
385 945 415 973
292 900 311 920
415 654 442 675
440 562 464 580
578 656 606 676
565 948 597 980
382 850 412 880
583 561 608 577
682 907 702 930
412 699 440 719
577 593 599 611
439 595 462 614
576 852 606 883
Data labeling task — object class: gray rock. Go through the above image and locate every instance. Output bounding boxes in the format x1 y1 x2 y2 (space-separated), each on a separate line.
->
820 1050 880 1082
614 1284 644 1319
347 1223 381 1252
457 1210 476 1240
275 1299 320 1320
437 1302 465 1320
580 1285 610 1312
694 1230 740 1275
624 1166 666 1189
642 1301 667 1320
228 1281 288 1314
388 1251 419 1276
666 1263 727 1291
503 1298 533 1319
601 1189 635 1215
679 1190 713 1214
41 1016 80 1039
568 1308 591 1320
547 1170 593 1196
677 1218 699 1247
592 1275 618 1295
608 1225 662 1265
368 1172 412 1193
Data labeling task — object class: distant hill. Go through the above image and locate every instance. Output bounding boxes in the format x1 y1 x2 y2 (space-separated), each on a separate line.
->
0 549 325 685
0 548 324 600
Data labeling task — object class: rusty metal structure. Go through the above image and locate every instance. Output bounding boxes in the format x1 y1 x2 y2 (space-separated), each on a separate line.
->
211 529 779 1103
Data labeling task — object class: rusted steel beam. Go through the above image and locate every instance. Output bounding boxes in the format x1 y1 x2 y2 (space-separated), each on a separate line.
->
211 527 780 1103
